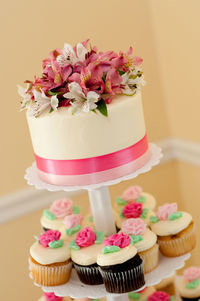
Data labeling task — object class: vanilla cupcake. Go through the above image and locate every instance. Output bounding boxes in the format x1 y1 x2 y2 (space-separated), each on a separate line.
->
115 200 155 230
150 203 196 257
155 272 176 295
147 291 174 301
97 233 145 293
38 293 71 301
70 227 104 285
114 185 156 215
176 267 200 300
121 218 159 273
41 198 81 231
29 230 72 286
128 287 156 301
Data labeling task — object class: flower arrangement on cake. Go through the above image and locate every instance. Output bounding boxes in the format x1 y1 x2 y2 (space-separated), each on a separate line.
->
18 39 145 117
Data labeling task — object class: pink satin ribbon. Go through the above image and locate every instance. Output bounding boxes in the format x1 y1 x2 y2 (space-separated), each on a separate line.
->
35 133 148 176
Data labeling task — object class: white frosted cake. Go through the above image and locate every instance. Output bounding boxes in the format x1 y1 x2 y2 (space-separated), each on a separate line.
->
19 40 150 186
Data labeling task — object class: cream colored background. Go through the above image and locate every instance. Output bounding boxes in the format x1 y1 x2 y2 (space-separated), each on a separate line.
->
0 0 200 300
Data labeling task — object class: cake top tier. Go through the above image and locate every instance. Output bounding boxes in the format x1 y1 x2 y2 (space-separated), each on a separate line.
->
18 39 145 117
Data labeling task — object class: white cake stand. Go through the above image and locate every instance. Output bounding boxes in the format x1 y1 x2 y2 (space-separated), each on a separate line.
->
25 143 190 300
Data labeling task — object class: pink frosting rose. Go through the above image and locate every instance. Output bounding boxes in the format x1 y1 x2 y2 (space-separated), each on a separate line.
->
43 292 62 301
104 233 131 248
147 291 170 301
49 198 73 218
122 186 142 202
183 267 200 282
122 202 143 218
122 218 146 235
62 214 83 229
156 203 177 221
75 227 96 247
39 230 61 248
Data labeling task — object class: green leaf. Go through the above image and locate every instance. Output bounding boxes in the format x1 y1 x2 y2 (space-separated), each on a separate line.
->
149 215 160 223
73 206 80 214
97 98 108 117
170 297 174 301
140 208 149 219
168 211 183 221
102 246 121 254
115 197 127 206
69 240 80 250
130 235 143 245
136 195 146 203
49 239 64 249
95 231 105 244
128 292 141 300
88 216 93 222
65 224 81 236
48 91 61 96
118 70 125 76
186 279 200 289
120 209 125 218
43 209 56 221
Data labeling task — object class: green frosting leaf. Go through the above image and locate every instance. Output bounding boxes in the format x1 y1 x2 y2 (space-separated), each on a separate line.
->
115 197 128 206
170 297 174 301
102 246 121 254
95 231 105 244
149 215 160 223
72 206 80 214
65 224 81 236
97 98 108 117
120 209 125 218
128 292 141 300
88 216 93 222
69 240 80 250
49 239 64 249
43 209 56 221
140 208 149 219
186 279 200 289
130 235 143 245
168 211 183 220
136 195 146 203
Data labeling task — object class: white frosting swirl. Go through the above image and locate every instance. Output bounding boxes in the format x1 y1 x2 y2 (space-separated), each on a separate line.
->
30 241 70 265
71 243 103 266
40 215 64 230
97 245 137 266
176 275 200 298
134 228 157 252
150 212 192 236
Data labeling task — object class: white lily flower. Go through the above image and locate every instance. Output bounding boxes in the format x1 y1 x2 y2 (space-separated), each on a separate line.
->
28 90 58 117
56 43 88 67
17 84 32 110
63 82 99 115
121 71 146 95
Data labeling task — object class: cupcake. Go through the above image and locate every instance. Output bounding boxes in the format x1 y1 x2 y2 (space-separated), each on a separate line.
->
150 203 196 257
121 218 159 273
29 230 72 286
115 199 155 230
114 185 156 214
128 287 156 301
176 267 200 300
38 293 71 301
40 198 80 231
70 227 104 285
155 272 176 295
97 232 145 293
147 291 174 300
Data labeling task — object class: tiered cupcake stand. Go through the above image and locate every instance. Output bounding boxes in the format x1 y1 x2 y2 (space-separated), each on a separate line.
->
25 143 190 301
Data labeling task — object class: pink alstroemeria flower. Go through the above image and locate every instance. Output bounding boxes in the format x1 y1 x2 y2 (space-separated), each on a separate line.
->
104 68 122 99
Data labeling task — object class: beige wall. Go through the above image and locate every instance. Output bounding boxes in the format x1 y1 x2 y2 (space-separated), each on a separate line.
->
1 0 200 300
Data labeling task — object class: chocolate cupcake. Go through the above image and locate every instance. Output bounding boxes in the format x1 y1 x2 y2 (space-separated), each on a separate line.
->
40 198 80 231
70 227 104 285
97 233 145 293
121 218 159 273
150 203 196 257
176 267 200 300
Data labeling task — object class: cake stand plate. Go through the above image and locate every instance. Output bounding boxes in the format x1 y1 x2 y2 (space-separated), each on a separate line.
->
40 253 190 299
25 143 162 192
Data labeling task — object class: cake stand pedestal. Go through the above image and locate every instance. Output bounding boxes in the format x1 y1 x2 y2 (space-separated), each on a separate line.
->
25 143 190 300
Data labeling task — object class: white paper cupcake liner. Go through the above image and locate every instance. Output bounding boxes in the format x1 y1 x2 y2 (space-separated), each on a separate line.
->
29 257 72 286
158 223 196 257
139 243 159 273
